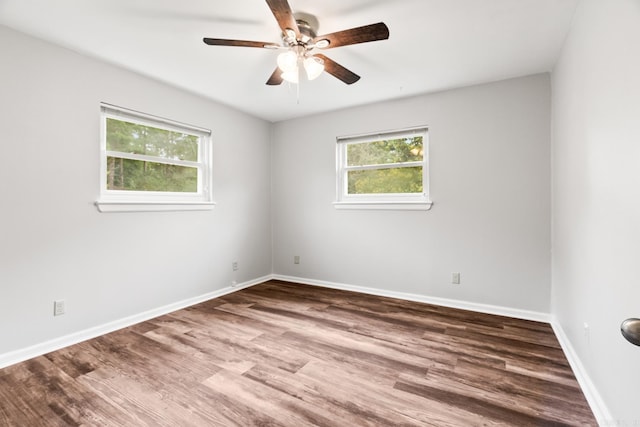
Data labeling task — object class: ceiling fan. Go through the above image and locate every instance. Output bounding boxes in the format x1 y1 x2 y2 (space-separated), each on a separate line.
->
203 0 389 85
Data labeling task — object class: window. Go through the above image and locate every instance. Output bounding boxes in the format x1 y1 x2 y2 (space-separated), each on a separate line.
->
96 103 214 212
335 126 431 210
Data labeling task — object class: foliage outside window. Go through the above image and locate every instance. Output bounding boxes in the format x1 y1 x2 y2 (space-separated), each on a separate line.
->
335 127 431 210
96 104 213 212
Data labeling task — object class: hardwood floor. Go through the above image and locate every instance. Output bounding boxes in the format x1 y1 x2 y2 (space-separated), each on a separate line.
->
0 280 596 426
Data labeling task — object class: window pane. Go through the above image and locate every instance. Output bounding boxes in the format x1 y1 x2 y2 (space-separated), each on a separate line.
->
348 167 423 194
107 156 197 192
106 118 199 162
347 137 423 166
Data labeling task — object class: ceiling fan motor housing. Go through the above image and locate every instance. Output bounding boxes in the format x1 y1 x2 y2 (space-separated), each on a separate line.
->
282 13 319 45
294 12 319 39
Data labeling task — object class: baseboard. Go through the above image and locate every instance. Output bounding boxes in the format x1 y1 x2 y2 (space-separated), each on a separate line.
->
272 274 550 323
550 317 613 425
2 273 608 425
273 275 614 422
0 274 547 371
0 275 271 369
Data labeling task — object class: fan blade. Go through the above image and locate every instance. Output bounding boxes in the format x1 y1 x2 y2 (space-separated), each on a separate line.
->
203 38 279 49
314 54 360 85
265 0 300 38
314 22 389 49
266 68 283 85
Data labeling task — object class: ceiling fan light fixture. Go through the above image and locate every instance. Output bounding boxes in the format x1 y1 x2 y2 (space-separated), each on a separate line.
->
277 50 298 73
203 1 389 87
303 56 324 80
281 69 299 84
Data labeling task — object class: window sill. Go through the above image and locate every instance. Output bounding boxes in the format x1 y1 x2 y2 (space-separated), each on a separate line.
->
333 200 433 211
95 200 216 213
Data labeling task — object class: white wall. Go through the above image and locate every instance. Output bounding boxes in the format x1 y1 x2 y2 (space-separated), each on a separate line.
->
6 6 636 420
551 0 640 423
272 74 551 313
0 25 272 355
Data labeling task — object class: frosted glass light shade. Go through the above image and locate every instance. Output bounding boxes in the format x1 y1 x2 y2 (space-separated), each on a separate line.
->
303 56 324 80
281 69 299 84
277 51 298 73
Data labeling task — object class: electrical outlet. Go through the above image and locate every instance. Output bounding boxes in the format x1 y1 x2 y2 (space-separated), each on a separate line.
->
451 272 460 284
232 261 238 271
53 300 65 316
294 255 300 265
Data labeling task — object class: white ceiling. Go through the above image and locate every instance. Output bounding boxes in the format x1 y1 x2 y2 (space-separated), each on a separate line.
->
0 0 578 122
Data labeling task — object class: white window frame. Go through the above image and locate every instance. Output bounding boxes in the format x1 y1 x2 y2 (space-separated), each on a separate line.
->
334 126 432 210
96 103 214 213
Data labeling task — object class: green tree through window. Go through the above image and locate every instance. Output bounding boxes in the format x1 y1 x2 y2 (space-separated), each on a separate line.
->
106 119 199 192
97 103 213 213
336 127 431 209
346 137 424 195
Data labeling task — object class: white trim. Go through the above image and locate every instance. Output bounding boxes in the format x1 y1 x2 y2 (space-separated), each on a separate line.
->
345 161 424 172
98 104 214 211
100 102 211 135
550 317 613 426
335 126 430 207
2 272 608 426
337 125 428 144
0 275 270 369
95 201 216 213
0 274 547 370
272 274 550 322
269 274 612 421
105 150 201 169
333 201 433 211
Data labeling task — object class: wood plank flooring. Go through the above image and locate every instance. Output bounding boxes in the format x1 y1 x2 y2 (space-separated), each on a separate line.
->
0 280 596 426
